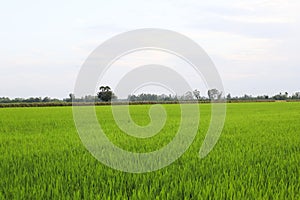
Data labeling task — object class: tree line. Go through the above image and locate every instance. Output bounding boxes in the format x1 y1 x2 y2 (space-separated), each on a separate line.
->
1 86 300 103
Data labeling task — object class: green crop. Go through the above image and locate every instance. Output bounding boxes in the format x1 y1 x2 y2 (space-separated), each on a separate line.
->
0 102 299 199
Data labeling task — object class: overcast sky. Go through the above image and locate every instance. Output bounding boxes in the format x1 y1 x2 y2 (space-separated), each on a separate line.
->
0 0 299 98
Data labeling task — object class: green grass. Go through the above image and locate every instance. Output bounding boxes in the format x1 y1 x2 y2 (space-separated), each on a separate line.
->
0 103 299 199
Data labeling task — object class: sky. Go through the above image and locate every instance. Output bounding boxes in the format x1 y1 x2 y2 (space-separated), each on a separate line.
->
0 0 299 99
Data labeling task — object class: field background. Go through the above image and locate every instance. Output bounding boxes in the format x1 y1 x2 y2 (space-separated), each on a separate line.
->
0 102 299 199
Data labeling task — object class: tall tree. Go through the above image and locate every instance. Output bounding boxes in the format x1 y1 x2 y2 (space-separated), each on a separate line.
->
208 89 222 100
193 89 201 100
226 93 231 100
97 86 116 102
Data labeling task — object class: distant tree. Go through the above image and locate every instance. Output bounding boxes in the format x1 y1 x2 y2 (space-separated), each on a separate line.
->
258 95 269 99
128 93 179 102
292 92 300 99
0 97 10 103
84 95 97 102
273 92 287 100
208 89 222 100
69 93 75 100
184 91 194 100
285 92 289 99
242 94 252 100
65 93 75 102
158 94 172 101
23 97 41 103
193 89 201 100
226 93 231 100
42 97 51 102
97 86 116 102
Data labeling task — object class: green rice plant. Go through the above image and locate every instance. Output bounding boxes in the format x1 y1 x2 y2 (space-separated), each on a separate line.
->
0 102 299 199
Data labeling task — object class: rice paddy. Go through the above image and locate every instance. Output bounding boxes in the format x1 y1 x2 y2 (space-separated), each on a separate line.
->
0 102 299 199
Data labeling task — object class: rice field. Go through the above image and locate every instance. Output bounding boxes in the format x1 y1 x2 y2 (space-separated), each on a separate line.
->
0 102 299 199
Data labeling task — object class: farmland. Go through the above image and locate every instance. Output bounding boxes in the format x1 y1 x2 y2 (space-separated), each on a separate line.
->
0 102 299 199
